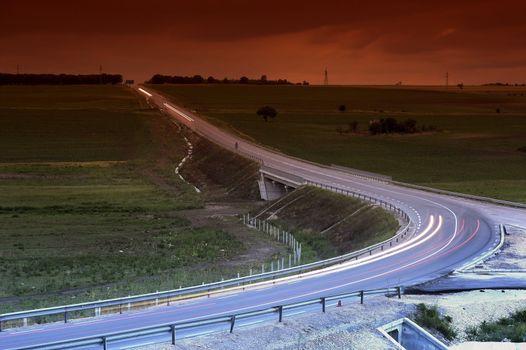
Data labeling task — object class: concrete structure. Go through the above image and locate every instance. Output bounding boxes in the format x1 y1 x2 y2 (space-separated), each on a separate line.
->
379 318 449 350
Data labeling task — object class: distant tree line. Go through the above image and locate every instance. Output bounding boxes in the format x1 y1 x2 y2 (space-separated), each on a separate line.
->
148 74 309 85
483 82 526 86
0 73 123 85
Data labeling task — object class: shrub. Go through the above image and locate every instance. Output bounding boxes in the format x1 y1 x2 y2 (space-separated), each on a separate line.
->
467 309 526 342
256 106 278 122
413 303 457 340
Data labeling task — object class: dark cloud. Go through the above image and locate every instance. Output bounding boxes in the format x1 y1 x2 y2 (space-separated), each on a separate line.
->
1 0 525 84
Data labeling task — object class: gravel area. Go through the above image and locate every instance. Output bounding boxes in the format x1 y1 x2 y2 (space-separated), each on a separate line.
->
479 225 526 270
133 290 526 349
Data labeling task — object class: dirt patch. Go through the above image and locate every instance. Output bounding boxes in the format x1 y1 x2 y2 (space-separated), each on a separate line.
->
178 202 288 269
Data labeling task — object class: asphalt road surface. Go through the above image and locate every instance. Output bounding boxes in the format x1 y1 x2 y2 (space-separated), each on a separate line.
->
1 87 522 349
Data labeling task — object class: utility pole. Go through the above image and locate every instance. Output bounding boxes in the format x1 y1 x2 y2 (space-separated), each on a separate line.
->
99 64 103 84
445 72 449 88
16 64 20 75
324 68 328 86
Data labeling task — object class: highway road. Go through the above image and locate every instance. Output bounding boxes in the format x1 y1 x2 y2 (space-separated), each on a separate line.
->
1 86 523 349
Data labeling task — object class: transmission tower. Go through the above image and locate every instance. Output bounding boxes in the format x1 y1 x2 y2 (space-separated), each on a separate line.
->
324 68 328 86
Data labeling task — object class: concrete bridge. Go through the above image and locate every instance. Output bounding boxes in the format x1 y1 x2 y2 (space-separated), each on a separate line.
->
258 166 303 200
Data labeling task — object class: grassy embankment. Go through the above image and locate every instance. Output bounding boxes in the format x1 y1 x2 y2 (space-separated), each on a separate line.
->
150 84 526 203
253 186 399 263
0 86 271 313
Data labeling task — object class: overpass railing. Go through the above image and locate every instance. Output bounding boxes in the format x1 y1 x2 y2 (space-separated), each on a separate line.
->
3 286 402 350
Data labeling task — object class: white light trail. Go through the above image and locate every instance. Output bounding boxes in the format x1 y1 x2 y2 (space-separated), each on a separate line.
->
138 88 152 97
163 103 194 122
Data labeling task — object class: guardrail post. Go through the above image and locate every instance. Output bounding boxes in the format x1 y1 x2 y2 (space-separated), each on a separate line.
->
171 325 176 344
397 286 401 299
64 311 68 323
230 315 236 333
278 306 283 322
102 336 107 350
360 290 364 304
321 297 326 313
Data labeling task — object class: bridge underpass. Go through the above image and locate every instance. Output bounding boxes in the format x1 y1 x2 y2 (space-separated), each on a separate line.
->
258 166 303 200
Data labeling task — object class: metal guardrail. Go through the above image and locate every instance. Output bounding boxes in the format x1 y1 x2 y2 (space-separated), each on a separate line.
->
3 286 402 350
0 179 412 331
454 224 505 272
0 179 413 331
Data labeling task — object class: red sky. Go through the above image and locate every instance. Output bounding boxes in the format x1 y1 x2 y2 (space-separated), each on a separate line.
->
1 0 525 84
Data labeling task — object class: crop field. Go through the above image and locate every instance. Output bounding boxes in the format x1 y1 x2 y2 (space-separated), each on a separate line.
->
150 84 526 203
0 86 274 312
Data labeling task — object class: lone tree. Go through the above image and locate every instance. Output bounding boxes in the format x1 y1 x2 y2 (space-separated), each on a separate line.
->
338 104 346 113
256 106 277 122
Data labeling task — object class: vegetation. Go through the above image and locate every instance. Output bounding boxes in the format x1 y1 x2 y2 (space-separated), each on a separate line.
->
0 85 266 313
252 186 399 262
256 105 278 122
466 309 526 342
148 74 296 85
414 303 457 341
368 117 431 135
0 73 122 85
148 84 526 203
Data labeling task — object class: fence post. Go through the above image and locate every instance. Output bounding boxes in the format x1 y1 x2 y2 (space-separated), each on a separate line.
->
322 297 326 313
171 325 176 345
278 306 283 322
230 315 236 333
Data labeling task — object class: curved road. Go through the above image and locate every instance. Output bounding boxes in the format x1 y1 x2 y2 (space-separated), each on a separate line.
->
0 87 518 349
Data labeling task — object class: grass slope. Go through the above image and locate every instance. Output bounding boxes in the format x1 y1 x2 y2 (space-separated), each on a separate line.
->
0 86 260 313
255 186 399 262
150 84 526 203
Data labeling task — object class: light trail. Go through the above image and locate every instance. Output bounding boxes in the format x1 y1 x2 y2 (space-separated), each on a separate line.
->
138 88 152 97
163 103 194 122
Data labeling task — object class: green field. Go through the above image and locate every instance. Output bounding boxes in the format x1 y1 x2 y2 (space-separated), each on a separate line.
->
0 86 275 312
150 84 526 203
